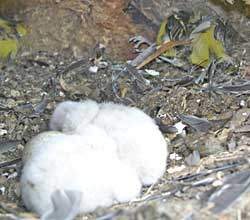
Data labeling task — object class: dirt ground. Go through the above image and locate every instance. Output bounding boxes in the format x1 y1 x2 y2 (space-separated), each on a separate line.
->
0 0 250 219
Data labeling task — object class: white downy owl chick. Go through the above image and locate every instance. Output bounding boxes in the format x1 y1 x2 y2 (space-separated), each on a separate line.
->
21 127 141 217
49 100 99 133
90 102 168 186
22 130 62 163
50 100 168 186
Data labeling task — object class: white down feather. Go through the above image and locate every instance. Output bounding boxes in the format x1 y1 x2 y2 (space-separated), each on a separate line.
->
49 100 99 133
50 100 168 186
21 127 141 216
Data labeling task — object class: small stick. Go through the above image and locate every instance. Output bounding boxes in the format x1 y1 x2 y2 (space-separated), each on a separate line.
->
0 158 22 169
136 40 191 69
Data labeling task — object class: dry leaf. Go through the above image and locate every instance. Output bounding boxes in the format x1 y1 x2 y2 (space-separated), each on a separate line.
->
190 25 226 67
243 0 250 5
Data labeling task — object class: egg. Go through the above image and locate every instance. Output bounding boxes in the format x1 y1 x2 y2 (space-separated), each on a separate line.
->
21 127 141 217
50 100 168 186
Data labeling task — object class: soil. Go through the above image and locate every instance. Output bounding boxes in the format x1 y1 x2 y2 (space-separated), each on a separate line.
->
0 0 250 220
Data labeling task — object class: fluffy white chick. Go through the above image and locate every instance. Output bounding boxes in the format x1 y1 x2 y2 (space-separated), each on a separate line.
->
49 100 99 133
90 102 168 186
50 100 168 186
22 130 62 163
21 126 141 217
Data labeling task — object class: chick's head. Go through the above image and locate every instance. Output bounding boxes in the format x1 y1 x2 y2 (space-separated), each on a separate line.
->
49 100 99 133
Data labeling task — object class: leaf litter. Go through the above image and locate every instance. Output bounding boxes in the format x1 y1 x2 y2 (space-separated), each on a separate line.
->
0 0 250 220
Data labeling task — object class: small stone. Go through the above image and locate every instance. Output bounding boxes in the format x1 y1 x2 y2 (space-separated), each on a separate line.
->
167 165 186 174
10 89 20 97
6 98 17 108
59 91 65 97
144 69 160 76
0 129 7 136
228 139 236 152
240 100 246 107
212 180 223 187
174 121 186 135
0 186 5 195
169 153 182 161
89 65 99 73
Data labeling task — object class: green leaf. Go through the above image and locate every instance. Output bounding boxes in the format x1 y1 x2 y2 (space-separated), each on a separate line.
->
0 39 18 60
156 19 176 57
156 19 168 45
0 17 13 34
16 23 28 37
190 25 226 67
